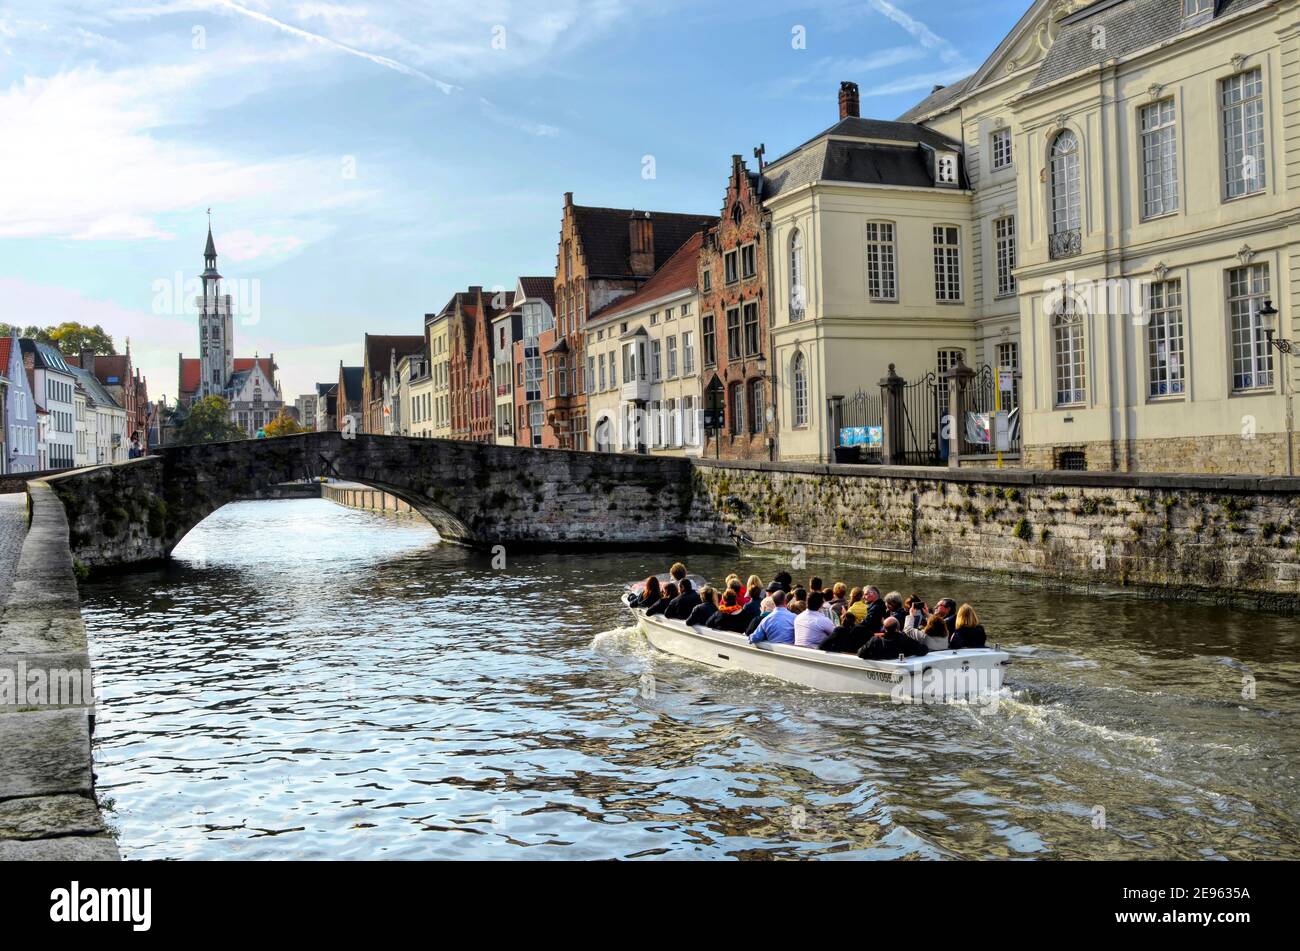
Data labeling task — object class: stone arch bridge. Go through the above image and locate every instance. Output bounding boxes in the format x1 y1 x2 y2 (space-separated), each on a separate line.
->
42 433 728 570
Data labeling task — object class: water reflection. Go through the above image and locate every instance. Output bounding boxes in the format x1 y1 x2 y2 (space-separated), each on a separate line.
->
80 499 1300 859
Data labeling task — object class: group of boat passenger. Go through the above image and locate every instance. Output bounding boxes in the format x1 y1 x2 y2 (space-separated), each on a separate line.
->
632 564 988 660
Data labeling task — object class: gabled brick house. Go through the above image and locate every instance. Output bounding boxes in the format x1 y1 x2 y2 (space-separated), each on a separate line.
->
699 154 773 460
362 334 423 434
549 193 717 450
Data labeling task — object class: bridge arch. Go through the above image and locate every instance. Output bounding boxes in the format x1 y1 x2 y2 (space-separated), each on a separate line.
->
43 432 721 571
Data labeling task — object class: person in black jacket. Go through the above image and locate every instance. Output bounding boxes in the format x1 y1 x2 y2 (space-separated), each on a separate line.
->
684 587 717 627
948 603 987 649
932 598 958 636
766 570 793 595
665 578 700 620
645 582 677 617
707 590 753 634
859 617 929 660
883 591 907 629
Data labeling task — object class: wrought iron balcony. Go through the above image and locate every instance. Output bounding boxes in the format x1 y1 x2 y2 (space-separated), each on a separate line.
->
1048 228 1081 260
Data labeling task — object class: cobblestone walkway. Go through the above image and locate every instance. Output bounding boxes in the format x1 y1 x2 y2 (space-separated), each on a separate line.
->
0 493 30 607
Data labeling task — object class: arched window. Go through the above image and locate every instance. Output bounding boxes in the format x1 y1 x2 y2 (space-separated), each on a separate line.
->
1053 299 1086 406
791 353 808 427
1049 130 1081 256
789 229 805 321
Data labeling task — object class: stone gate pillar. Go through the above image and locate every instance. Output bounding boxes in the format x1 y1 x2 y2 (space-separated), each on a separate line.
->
944 356 977 470
878 363 904 465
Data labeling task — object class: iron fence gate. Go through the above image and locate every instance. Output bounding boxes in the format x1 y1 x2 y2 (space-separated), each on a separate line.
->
834 389 884 463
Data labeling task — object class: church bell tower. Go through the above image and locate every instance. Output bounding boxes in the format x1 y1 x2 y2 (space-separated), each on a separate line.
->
198 212 235 399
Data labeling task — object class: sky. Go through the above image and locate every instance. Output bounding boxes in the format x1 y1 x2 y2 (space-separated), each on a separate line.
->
0 0 1028 403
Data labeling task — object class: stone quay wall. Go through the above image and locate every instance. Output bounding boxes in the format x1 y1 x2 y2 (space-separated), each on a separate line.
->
687 460 1300 610
0 482 118 859
322 482 416 515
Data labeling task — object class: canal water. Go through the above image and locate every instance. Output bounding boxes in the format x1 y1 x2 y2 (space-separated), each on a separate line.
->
80 498 1300 860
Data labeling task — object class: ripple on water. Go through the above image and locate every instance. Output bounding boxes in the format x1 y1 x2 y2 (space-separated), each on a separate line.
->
80 499 1300 860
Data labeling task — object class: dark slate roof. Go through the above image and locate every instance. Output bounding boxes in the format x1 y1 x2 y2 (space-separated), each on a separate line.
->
341 366 364 397
782 116 962 159
364 334 424 373
760 115 966 198
71 366 121 409
763 139 968 199
1032 0 1269 89
316 381 335 397
896 76 975 123
20 339 75 374
572 205 716 279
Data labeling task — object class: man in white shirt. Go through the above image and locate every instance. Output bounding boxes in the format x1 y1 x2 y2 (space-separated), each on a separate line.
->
794 591 835 649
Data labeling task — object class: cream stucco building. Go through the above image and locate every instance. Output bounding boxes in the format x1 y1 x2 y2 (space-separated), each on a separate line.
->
426 310 452 438
791 0 1298 474
585 235 705 456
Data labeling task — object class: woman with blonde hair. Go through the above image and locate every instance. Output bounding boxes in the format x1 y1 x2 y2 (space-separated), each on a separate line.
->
746 574 764 595
949 603 987 650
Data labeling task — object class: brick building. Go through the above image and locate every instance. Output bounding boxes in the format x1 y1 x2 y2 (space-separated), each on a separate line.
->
362 334 423 434
336 363 363 430
699 154 773 460
548 193 717 450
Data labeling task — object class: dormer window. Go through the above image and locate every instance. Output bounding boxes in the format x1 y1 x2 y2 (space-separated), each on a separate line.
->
935 150 959 187
1183 0 1213 18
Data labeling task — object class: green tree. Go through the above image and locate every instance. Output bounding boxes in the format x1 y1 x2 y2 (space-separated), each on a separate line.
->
0 321 117 355
263 408 309 437
173 396 247 445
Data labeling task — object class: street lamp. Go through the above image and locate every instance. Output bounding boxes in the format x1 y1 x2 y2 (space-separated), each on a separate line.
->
1259 299 1292 353
1259 298 1295 477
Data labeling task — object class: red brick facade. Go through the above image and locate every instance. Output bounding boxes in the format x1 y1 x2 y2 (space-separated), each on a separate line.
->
549 193 717 450
699 155 773 460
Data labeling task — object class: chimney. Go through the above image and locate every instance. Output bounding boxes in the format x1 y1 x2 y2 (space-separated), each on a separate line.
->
629 211 654 277
564 191 574 207
81 349 95 375
839 80 860 120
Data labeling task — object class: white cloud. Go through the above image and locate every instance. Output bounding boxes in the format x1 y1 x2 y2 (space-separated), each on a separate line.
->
0 62 376 243
215 229 307 262
866 0 962 65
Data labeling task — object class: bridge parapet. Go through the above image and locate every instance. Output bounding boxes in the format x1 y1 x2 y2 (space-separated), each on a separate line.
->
42 433 729 570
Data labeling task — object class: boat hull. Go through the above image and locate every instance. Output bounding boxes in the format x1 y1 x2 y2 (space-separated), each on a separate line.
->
633 609 1010 700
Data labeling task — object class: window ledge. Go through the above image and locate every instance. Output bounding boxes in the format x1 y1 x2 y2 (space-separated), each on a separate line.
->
1140 210 1180 223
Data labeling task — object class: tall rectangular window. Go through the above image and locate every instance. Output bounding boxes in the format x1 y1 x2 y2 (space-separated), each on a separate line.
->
741 244 756 279
726 307 742 360
1140 99 1179 218
702 315 716 367
933 226 961 302
742 302 760 356
666 336 678 378
996 341 1019 411
724 251 738 284
1228 263 1272 390
990 128 1012 170
682 331 695 375
1221 69 1265 199
865 222 897 301
650 339 662 381
1053 303 1086 406
1146 279 1185 397
994 216 1016 297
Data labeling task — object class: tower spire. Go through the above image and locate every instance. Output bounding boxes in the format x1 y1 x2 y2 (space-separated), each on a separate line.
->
203 208 218 275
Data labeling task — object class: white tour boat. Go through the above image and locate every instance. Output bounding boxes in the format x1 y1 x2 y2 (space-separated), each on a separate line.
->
624 592 1010 701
